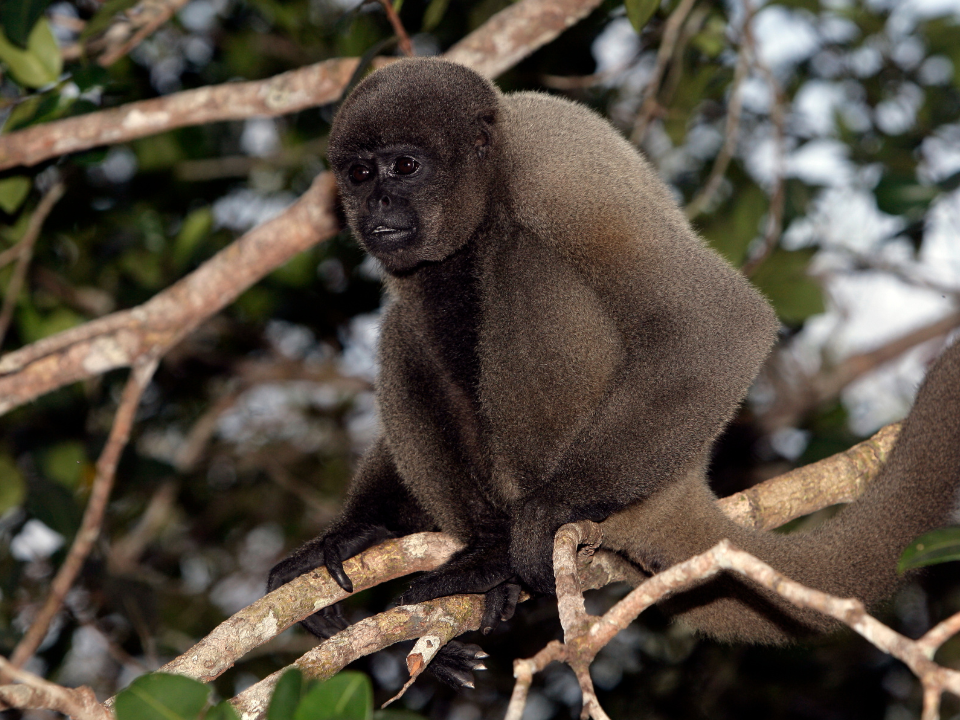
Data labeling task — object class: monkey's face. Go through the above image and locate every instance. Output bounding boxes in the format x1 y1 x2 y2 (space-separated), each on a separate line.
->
327 59 500 275
330 143 449 274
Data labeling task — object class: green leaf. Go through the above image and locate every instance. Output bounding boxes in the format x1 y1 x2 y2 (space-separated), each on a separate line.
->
700 181 767 266
0 18 62 88
294 672 373 720
80 0 139 41
114 673 211 720
690 16 728 58
750 247 824 325
71 64 110 92
268 669 306 720
422 0 450 31
40 441 87 488
874 172 938 220
270 249 315 287
0 454 26 514
18 306 84 344
0 0 51 48
937 168 960 193
625 0 660 34
205 701 241 720
898 527 960 573
2 94 41 132
173 207 213 271
0 176 31 214
25 475 81 539
772 0 821 10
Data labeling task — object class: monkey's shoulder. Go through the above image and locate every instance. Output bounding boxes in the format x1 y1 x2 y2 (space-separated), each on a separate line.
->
497 93 706 268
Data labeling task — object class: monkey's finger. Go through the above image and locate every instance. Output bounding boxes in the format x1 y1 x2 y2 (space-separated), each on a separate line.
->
480 584 511 635
322 537 354 593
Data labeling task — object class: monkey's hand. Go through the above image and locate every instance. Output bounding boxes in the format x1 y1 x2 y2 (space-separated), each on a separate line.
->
398 543 521 634
266 522 396 639
398 544 520 689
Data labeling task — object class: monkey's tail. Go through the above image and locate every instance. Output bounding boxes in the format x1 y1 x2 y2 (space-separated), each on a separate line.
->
602 337 960 644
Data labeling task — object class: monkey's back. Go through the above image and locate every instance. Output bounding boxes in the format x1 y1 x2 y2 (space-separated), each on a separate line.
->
500 92 697 262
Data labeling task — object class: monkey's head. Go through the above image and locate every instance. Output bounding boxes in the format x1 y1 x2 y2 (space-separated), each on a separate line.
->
328 59 500 275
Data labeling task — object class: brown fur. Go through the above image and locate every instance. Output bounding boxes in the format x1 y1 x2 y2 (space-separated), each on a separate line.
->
272 58 960 660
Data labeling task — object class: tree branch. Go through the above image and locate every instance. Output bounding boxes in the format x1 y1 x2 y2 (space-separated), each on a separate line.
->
444 0 603 80
761 312 960 431
509 532 960 720
629 0 700 145
5 357 159 675
0 0 603 172
718 422 901 530
0 655 110 720
0 180 65 350
0 172 339 416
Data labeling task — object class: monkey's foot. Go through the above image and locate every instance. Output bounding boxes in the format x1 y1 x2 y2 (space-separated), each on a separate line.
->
428 641 489 689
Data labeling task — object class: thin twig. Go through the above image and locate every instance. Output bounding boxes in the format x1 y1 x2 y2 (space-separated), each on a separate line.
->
0 655 110 720
918 610 960 659
685 11 753 219
739 12 788 276
97 0 192 67
0 243 25 270
5 356 159 674
504 643 565 720
657 3 710 109
0 181 65 350
376 0 414 57
511 535 960 720
630 0 700 145
761 312 960 431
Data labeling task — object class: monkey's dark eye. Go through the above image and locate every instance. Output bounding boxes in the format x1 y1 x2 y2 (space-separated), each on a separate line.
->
350 165 371 182
393 157 419 176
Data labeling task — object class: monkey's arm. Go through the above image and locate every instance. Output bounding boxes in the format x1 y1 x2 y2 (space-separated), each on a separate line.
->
267 437 434 635
267 437 509 687
509 245 778 593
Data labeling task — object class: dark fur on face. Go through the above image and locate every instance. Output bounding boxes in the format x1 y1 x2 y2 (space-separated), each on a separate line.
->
270 58 960 685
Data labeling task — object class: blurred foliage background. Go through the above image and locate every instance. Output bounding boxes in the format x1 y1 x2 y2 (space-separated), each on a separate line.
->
1 0 960 718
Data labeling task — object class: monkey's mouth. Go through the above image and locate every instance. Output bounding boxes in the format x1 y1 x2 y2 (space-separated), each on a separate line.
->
366 225 417 251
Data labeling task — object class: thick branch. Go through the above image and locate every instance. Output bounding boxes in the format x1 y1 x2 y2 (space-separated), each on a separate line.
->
0 0 603 171
0 59 360 172
444 0 603 79
154 533 461 684
231 594 485 719
0 172 338 416
718 422 901 530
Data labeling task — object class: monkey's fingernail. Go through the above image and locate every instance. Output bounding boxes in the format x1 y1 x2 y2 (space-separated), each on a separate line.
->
475 650 490 659
475 663 487 671
462 681 475 689
482 626 492 635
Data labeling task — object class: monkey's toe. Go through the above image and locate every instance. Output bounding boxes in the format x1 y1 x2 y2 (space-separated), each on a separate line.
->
427 641 489 689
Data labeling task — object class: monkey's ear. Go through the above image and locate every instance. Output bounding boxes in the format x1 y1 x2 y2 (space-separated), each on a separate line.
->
475 111 496 159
